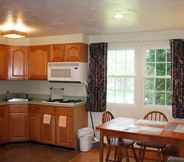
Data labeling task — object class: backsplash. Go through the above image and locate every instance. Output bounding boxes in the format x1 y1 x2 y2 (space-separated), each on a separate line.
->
0 81 87 97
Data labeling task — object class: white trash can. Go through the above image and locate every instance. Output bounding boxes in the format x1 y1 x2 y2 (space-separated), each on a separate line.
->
78 128 93 152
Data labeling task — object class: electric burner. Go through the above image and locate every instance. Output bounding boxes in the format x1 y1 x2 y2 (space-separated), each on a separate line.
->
47 99 82 103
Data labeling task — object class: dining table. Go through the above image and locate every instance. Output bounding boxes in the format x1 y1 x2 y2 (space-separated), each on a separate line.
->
96 117 184 162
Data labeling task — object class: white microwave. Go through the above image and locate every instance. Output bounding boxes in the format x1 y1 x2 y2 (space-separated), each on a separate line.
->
48 62 88 83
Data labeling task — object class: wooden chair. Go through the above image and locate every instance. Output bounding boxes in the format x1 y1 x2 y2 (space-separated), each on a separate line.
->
137 111 168 162
102 111 138 162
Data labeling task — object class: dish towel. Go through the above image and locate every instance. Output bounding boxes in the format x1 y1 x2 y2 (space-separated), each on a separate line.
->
43 114 51 124
58 115 67 128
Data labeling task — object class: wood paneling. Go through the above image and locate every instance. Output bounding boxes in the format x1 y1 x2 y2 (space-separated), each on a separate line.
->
9 46 28 80
28 45 50 80
0 45 8 80
0 105 9 143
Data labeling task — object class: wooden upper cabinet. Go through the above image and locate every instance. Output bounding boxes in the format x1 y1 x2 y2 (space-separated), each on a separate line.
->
49 44 65 62
0 45 8 80
9 46 28 80
28 45 50 80
64 43 88 62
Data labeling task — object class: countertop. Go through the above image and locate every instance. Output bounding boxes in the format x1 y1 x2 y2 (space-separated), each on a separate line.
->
0 101 85 107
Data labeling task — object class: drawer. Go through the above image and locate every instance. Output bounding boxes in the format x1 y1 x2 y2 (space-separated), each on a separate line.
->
55 107 73 117
9 105 28 113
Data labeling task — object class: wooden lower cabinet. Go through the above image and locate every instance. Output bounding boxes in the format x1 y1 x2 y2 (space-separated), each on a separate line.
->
40 106 55 144
29 105 41 141
0 105 9 143
55 108 74 147
9 113 29 141
8 105 29 141
0 104 88 149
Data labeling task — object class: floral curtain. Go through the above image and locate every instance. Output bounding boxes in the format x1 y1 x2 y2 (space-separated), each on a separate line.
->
86 43 108 112
170 39 184 118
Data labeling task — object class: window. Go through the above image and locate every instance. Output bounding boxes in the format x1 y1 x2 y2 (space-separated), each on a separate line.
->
107 49 135 104
144 48 171 106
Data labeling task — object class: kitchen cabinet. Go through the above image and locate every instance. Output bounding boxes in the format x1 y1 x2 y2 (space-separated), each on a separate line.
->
50 44 65 62
8 105 29 141
40 106 55 144
0 45 9 80
55 108 74 147
28 45 50 80
64 43 88 62
9 46 28 80
29 105 41 141
0 103 87 149
0 105 9 143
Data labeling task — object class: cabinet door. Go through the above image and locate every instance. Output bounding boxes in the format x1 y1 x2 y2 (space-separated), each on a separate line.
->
49 44 65 62
64 43 88 62
40 114 55 144
9 113 29 141
29 113 41 141
28 46 50 80
56 115 74 147
9 46 28 80
0 45 8 80
0 106 9 143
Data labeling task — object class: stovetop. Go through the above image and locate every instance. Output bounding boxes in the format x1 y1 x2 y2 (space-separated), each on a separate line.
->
47 99 83 103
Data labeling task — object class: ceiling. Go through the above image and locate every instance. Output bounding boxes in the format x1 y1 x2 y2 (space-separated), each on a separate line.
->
0 0 184 37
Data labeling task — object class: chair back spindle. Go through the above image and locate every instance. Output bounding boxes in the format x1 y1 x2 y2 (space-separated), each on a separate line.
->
144 111 168 121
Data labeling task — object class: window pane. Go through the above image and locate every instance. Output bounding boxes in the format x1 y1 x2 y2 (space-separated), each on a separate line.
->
145 63 155 76
155 92 165 105
145 49 155 62
156 49 166 62
166 92 172 105
167 63 171 76
166 79 171 91
156 63 166 76
144 78 154 90
144 91 155 105
167 49 171 62
156 78 165 91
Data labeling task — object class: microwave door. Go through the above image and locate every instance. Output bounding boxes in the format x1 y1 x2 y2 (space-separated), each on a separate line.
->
48 68 72 81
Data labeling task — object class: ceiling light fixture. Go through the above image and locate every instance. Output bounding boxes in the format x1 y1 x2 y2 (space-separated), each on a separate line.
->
1 30 27 38
0 14 29 38
113 13 124 19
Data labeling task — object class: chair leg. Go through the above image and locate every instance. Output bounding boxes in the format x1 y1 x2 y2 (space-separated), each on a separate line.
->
114 146 118 161
125 147 130 162
131 145 138 162
106 145 112 162
139 146 146 162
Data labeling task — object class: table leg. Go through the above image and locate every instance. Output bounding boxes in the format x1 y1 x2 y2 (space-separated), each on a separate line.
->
99 131 104 162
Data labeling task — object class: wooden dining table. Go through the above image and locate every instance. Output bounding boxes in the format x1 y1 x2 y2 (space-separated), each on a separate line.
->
96 117 184 162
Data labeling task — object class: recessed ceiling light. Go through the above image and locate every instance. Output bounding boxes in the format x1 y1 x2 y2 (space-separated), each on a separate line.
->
113 13 124 19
